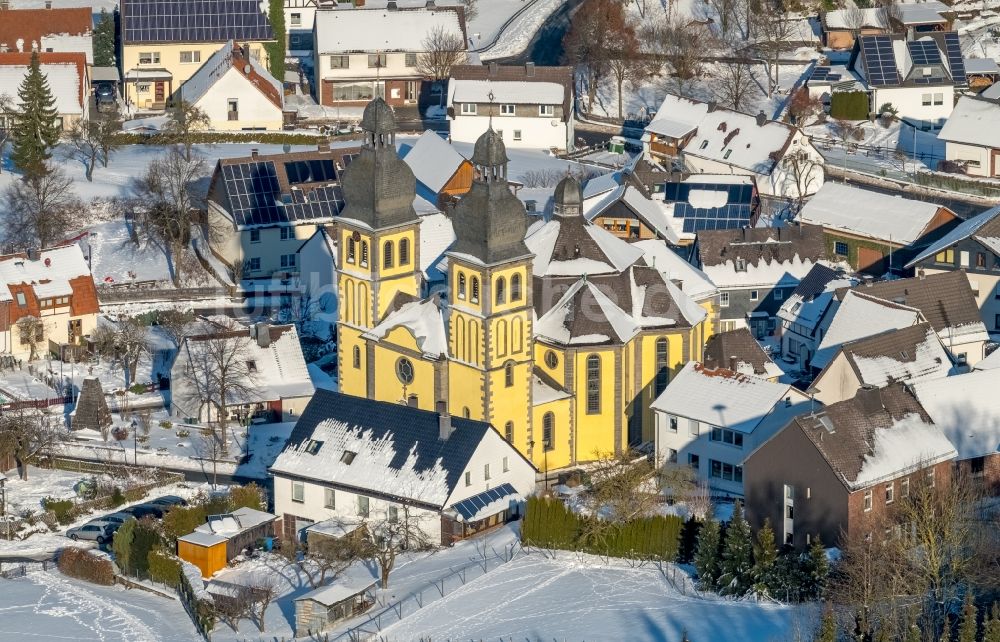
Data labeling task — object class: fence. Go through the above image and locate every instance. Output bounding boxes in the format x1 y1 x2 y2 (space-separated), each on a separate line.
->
331 541 522 642
97 286 232 304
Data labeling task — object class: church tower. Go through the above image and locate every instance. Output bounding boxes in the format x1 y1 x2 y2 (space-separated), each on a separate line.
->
446 129 534 449
335 98 422 400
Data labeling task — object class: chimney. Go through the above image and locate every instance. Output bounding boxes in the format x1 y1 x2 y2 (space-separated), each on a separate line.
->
436 400 453 440
45 0 51 8
525 62 535 77
756 110 767 127
318 139 330 153
425 0 435 7
0 44 6 53
488 62 498 76
918 268 925 280
254 322 271 348
707 101 717 113
386 0 397 9
407 395 418 408
250 148 259 159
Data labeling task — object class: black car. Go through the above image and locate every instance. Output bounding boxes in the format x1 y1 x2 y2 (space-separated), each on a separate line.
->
125 504 165 519
94 82 115 99
148 495 187 508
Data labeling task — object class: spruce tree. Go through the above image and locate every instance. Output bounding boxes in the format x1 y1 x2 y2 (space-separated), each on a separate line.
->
807 535 830 599
719 501 754 596
11 51 60 178
752 519 777 597
985 604 1000 642
693 517 721 590
815 605 836 642
958 594 978 642
93 9 117 67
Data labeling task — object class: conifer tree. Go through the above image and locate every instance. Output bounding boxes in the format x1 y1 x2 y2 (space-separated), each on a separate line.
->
985 604 1000 642
807 535 830 599
752 519 777 596
11 51 59 177
93 9 117 67
718 501 753 596
693 517 721 590
815 604 836 642
958 594 978 642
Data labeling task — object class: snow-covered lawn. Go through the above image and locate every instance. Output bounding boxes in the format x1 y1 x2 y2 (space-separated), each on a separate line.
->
1 466 84 516
0 570 199 642
384 551 813 641
87 219 176 288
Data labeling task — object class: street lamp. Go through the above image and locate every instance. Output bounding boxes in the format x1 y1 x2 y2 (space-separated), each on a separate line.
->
0 472 6 516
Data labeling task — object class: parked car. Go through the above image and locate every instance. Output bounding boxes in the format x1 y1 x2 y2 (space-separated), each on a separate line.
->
66 523 115 544
148 495 187 508
97 512 134 526
124 504 165 519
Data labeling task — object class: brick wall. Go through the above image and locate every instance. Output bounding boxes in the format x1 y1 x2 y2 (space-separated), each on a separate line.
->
845 459 953 542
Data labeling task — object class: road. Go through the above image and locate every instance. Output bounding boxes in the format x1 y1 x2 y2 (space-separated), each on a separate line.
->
492 0 584 66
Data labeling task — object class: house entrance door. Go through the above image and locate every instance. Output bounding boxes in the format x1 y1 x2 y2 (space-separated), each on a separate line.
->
154 82 165 103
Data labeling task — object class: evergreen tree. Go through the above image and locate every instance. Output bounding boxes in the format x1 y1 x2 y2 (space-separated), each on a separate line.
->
93 9 116 67
904 624 921 642
11 52 59 177
112 517 136 574
752 519 777 597
718 501 754 596
806 535 830 599
265 0 286 81
693 517 721 590
958 594 978 642
985 604 1000 642
815 604 836 642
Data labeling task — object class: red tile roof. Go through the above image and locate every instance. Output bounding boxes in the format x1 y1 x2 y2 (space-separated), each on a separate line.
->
0 7 92 48
0 51 87 108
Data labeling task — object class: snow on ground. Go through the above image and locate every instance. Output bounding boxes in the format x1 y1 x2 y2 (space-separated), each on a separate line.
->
0 570 199 642
384 550 813 641
87 219 174 287
478 0 567 60
1 466 83 516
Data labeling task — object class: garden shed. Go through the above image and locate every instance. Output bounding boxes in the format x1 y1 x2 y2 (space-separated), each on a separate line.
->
293 564 379 637
177 507 276 578
177 531 227 578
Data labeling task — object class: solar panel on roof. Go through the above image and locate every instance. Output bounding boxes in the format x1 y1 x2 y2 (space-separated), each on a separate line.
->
220 159 344 226
122 0 274 44
943 32 967 85
862 36 900 87
907 40 942 66
450 483 517 521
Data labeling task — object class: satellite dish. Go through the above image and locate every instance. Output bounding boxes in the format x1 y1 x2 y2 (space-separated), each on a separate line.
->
243 64 252 75
550 119 559 127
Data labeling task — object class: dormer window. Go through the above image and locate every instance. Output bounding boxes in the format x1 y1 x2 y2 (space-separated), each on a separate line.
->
735 258 747 272
15 292 26 307
246 360 258 373
340 450 357 465
304 439 323 455
699 140 709 150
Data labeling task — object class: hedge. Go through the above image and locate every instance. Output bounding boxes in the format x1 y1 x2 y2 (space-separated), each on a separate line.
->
43 497 76 525
522 496 682 560
148 549 182 587
108 131 332 147
58 547 115 585
830 91 870 120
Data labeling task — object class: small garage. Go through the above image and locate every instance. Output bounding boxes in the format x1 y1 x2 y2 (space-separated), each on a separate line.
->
177 531 227 578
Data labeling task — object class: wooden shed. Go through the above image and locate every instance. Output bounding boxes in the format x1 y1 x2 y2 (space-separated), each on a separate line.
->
177 531 227 578
293 564 379 637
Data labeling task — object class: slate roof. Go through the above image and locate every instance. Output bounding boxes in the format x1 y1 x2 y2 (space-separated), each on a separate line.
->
269 390 496 508
121 0 275 45
906 204 1000 267
811 290 925 370
833 323 953 388
704 327 780 377
696 223 826 267
848 271 984 336
913 368 1000 459
791 383 955 490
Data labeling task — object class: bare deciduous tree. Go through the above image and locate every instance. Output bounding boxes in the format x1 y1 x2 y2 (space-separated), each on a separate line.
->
843 5 868 38
130 147 208 285
587 449 658 522
95 111 123 168
659 461 713 520
714 61 759 112
163 101 211 162
65 120 102 182
563 0 631 112
286 534 367 589
363 506 432 589
606 19 650 120
155 309 194 348
1 163 82 250
0 407 58 480
781 148 823 214
417 26 466 81
751 9 794 97
246 571 281 632
15 315 43 361
647 15 709 98
459 0 478 22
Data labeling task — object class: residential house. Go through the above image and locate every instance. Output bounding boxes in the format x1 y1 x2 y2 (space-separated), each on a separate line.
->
0 52 89 129
585 181 677 244
652 362 812 497
848 32 965 129
297 227 337 311
894 2 951 38
703 327 784 381
777 263 856 369
177 41 284 131
313 6 465 107
821 8 888 50
938 93 1000 178
913 369 1000 495
205 144 360 280
0 245 100 360
120 0 275 110
848 270 990 366
0 6 93 64
171 320 315 423
635 238 721 337
402 130 474 205
285 0 319 56
809 323 953 405
642 94 825 198
905 204 1000 334
448 63 574 151
744 384 957 548
796 182 959 275
810 289 926 372
269 390 537 545
693 223 830 336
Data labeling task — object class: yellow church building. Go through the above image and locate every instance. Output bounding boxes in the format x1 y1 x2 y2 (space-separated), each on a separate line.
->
335 98 711 476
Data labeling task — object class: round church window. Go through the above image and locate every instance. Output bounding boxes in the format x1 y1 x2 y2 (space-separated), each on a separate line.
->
544 350 558 369
396 357 415 385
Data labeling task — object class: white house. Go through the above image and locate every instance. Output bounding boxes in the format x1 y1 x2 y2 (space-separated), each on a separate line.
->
284 0 318 56
312 6 465 108
652 361 812 497
171 319 315 423
0 51 89 130
938 93 1000 177
178 40 284 131
777 263 857 369
269 390 537 545
849 32 965 130
297 227 337 313
447 63 574 152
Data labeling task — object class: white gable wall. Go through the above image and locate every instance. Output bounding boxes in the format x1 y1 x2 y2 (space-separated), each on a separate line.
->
873 86 953 130
945 141 994 177
450 113 570 151
192 67 283 131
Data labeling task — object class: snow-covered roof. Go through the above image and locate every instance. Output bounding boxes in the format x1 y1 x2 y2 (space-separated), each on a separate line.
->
305 518 363 540
0 56 84 113
178 531 227 547
450 79 564 105
823 7 888 30
314 8 464 54
364 297 448 358
652 361 806 433
0 7 93 63
586 186 679 245
582 172 622 200
179 40 282 110
535 279 639 345
850 413 956 488
838 323 953 388
644 95 708 139
777 264 856 332
811 290 924 370
532 374 570 405
907 203 1000 267
270 390 505 507
913 369 1000 459
634 239 719 302
525 216 644 277
964 58 1000 74
296 563 379 606
0 244 97 305
419 212 456 281
403 130 468 194
973 347 1000 371
896 1 948 24
938 96 1000 149
797 182 949 245
696 224 829 289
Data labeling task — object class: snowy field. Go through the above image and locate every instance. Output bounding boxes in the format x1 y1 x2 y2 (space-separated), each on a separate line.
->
0 570 200 642
384 551 813 641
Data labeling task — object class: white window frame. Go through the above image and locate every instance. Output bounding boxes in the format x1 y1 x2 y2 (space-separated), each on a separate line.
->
291 481 304 503
179 50 201 64
863 489 873 512
539 104 555 117
138 51 160 65
513 130 522 141
749 290 759 301
500 103 515 115
720 292 730 307
290 12 302 27
461 103 477 115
